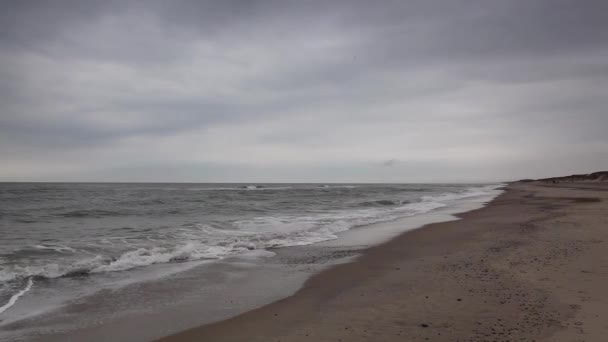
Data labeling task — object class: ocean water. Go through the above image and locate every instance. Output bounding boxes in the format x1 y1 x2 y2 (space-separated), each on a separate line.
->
0 182 502 323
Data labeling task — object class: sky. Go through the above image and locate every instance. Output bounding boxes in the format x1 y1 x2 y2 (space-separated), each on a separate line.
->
1 0 607 183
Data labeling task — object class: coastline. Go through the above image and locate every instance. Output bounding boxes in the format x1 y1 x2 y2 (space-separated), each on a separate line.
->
157 182 608 342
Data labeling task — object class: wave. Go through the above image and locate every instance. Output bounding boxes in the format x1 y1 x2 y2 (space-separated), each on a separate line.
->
183 185 295 191
0 277 33 314
356 199 408 207
0 242 253 283
186 185 359 191
58 209 130 218
351 185 501 209
317 185 357 189
421 184 503 202
33 244 76 253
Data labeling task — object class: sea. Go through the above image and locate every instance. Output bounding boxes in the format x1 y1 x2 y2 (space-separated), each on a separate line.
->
0 182 503 341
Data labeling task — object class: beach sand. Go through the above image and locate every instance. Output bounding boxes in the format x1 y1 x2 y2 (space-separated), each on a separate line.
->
157 182 608 342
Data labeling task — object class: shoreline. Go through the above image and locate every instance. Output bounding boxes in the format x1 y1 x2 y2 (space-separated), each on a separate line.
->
157 182 608 341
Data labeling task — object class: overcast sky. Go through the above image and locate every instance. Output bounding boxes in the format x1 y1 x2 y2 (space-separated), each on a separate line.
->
1 0 607 182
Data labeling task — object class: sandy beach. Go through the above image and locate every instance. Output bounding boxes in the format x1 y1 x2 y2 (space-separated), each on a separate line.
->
3 1 608 340
158 182 608 342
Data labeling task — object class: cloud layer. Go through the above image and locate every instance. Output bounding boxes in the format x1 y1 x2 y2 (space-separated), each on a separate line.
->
1 0 607 182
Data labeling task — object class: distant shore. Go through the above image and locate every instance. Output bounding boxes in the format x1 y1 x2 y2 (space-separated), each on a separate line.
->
158 182 608 342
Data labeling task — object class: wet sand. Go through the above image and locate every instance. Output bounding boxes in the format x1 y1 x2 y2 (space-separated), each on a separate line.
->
158 182 608 342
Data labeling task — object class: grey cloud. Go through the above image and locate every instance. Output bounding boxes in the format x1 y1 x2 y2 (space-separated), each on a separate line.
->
1 0 607 182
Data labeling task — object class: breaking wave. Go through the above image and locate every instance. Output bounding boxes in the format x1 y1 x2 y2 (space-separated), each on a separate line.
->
356 199 404 207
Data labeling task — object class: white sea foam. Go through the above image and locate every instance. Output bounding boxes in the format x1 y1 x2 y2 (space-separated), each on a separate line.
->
33 244 76 253
0 277 33 314
422 184 503 202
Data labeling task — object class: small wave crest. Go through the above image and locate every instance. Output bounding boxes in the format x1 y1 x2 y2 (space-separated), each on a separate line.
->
186 186 294 191
33 244 76 253
422 184 503 203
355 199 409 207
58 209 129 218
